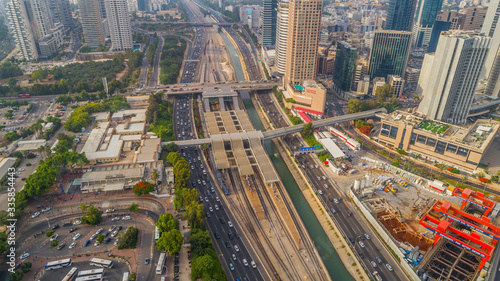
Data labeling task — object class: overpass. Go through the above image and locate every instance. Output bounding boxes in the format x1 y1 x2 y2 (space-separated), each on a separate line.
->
142 81 280 95
163 108 387 146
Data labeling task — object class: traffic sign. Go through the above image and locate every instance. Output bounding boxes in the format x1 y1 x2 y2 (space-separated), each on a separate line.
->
314 144 322 150
300 147 315 151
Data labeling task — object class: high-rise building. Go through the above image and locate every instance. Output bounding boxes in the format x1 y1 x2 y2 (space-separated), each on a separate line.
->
388 75 405 97
417 31 490 124
6 0 38 60
284 0 323 86
275 0 289 75
49 0 74 27
28 0 54 38
427 20 451 53
412 0 444 47
368 30 412 80
462 6 487 31
137 0 148 11
482 0 500 97
262 0 277 46
333 41 357 91
436 11 465 29
105 0 133 51
98 0 107 19
384 0 418 31
78 0 105 48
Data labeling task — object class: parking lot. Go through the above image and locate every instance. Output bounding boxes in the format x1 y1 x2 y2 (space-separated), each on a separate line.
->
40 260 128 281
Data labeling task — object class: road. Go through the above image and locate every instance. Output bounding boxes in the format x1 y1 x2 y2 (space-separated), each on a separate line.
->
258 92 405 281
148 36 163 87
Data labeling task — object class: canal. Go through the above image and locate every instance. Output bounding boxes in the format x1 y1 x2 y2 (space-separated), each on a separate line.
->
218 29 354 281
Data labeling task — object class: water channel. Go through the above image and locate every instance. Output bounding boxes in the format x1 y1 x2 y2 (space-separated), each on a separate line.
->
218 29 354 280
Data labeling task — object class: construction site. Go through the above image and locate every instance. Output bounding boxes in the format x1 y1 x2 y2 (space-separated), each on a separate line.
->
349 157 500 281
200 88 330 281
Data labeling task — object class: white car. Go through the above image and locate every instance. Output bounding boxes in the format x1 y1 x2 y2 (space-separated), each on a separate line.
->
69 242 77 249
73 233 81 240
32 212 40 218
122 216 131 220
73 220 81 225
105 208 115 213
214 205 219 211
216 196 220 202
228 221 233 228
251 261 257 268
111 231 119 237
109 225 116 232
234 245 240 252
114 239 119 245
364 234 371 240
96 228 104 234
94 241 100 246
358 241 365 248
111 217 120 221
243 259 248 266
50 234 59 241
19 253 30 260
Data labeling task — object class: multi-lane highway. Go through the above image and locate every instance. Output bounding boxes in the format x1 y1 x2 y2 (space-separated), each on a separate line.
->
258 92 405 281
148 36 164 87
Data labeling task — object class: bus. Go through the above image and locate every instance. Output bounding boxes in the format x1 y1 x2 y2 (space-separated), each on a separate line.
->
122 271 130 281
89 258 113 268
74 274 103 281
61 267 78 281
154 225 160 243
77 268 104 277
155 252 166 275
45 258 72 271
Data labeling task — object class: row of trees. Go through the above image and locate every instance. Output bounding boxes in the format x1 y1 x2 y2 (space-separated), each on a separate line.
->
165 149 226 280
146 92 175 141
155 213 183 254
0 61 22 79
347 84 401 114
159 36 186 85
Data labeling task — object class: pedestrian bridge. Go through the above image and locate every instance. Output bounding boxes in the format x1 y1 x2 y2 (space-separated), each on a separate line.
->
163 108 387 147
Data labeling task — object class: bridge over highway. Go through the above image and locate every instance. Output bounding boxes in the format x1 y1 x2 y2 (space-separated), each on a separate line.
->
163 108 387 146
142 81 280 95
135 21 233 27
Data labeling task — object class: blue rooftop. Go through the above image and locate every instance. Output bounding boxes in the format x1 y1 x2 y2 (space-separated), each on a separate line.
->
294 85 304 91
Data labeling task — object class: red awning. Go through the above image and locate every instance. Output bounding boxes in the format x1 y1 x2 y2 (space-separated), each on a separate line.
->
298 111 312 123
295 107 322 116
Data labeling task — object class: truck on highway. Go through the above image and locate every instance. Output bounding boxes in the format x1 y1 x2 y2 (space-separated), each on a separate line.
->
373 271 382 281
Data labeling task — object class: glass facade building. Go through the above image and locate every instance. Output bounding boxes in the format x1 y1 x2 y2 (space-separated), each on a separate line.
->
384 0 418 31
368 30 412 80
262 0 277 46
333 41 357 91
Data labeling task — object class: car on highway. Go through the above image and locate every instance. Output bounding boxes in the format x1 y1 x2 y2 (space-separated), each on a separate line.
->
215 232 220 239
358 241 365 248
228 221 233 227
234 245 240 252
365 234 371 240
232 254 237 261
83 240 90 247
216 196 220 202
229 263 234 271
375 257 382 264
385 264 393 271
225 241 230 248
209 207 213 212
334 198 339 204
370 261 377 268
145 258 150 264
318 190 323 195
251 261 257 268
215 204 219 210
220 218 225 224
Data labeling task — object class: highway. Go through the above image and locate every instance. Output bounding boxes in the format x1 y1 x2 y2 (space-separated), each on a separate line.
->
170 1 268 279
148 35 163 87
258 92 406 281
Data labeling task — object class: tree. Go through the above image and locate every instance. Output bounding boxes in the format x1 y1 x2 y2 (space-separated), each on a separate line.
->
20 262 32 274
9 271 24 281
82 206 102 225
151 169 160 187
46 230 55 238
191 254 215 280
163 142 178 153
128 203 139 212
167 152 181 166
97 234 105 243
54 133 74 154
189 229 213 257
156 213 178 233
435 164 447 176
51 240 58 247
375 83 394 103
0 232 8 253
348 99 363 113
132 181 154 196
156 229 183 254
31 67 48 82
301 122 314 138
79 203 88 213
118 226 139 249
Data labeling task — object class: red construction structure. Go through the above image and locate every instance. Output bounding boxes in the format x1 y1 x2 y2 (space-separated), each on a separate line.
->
420 214 494 272
452 187 496 217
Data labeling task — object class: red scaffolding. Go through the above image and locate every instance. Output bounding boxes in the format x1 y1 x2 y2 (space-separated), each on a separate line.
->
452 187 496 216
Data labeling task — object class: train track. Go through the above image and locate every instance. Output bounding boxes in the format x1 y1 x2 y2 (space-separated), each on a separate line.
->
226 168 287 281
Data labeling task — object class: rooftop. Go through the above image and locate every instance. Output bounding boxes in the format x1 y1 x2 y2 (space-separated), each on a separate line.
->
81 122 110 154
202 86 238 98
16 139 47 151
85 135 123 161
135 138 161 163
115 122 146 134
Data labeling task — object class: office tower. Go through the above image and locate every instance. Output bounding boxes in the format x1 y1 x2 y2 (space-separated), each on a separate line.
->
462 6 487 30
218 0 222 9
137 0 148 11
6 0 38 60
384 0 418 31
49 0 73 27
275 0 289 75
412 0 444 47
482 0 500 97
284 0 323 86
98 0 107 19
388 75 405 97
368 30 412 80
29 0 54 38
436 11 465 29
78 0 105 48
417 31 490 124
427 21 451 52
105 0 133 50
262 0 277 46
333 41 357 91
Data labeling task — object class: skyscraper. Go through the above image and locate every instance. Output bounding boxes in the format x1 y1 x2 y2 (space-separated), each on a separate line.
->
412 0 444 47
78 0 104 48
417 31 490 124
262 0 277 46
28 0 54 38
333 41 357 91
6 0 38 60
482 0 500 97
105 0 133 51
427 20 451 53
98 0 107 19
384 0 418 31
137 0 148 11
50 0 74 27
275 0 289 75
284 0 323 86
368 30 412 80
